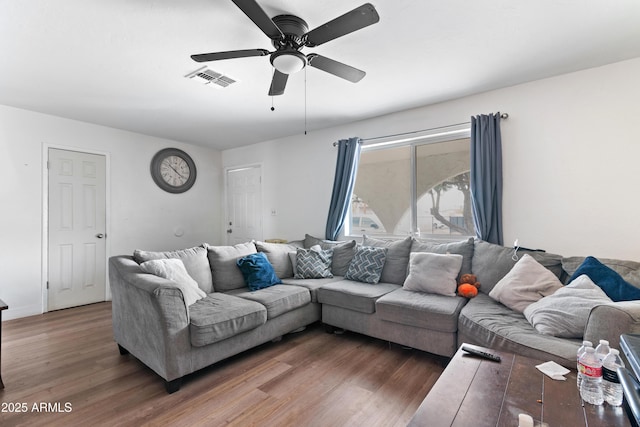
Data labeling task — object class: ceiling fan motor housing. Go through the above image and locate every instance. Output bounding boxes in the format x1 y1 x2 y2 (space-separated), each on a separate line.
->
271 15 309 50
269 15 310 74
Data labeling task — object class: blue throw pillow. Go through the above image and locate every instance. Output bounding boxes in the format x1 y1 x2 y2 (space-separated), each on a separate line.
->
569 256 640 302
236 252 282 291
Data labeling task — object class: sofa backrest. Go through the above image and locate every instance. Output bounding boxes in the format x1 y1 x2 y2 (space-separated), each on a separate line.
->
206 242 257 291
471 240 563 294
133 246 213 293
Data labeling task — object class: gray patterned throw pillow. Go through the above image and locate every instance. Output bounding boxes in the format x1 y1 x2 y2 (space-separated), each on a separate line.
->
345 246 388 284
294 246 334 279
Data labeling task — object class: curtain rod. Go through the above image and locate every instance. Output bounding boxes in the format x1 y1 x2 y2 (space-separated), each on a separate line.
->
333 112 508 146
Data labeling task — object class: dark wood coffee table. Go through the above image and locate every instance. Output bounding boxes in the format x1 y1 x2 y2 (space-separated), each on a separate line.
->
409 343 631 427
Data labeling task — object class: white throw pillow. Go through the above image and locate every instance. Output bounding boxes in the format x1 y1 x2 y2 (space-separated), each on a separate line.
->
402 252 463 296
489 253 563 313
140 258 207 306
524 274 613 338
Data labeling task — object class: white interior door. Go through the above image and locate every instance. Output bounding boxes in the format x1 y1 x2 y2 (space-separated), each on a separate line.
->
226 166 262 244
48 148 107 311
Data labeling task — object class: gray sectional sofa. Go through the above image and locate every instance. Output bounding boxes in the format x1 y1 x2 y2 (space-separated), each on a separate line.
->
109 235 640 393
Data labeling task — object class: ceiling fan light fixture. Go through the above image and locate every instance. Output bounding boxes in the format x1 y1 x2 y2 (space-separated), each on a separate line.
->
270 50 306 74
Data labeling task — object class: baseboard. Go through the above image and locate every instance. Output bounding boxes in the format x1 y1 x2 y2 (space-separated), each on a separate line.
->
2 303 43 321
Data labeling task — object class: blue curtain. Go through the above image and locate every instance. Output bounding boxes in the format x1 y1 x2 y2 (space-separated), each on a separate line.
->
325 137 362 240
470 113 503 245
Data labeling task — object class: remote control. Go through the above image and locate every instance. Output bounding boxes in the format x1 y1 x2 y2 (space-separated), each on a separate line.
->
461 345 501 362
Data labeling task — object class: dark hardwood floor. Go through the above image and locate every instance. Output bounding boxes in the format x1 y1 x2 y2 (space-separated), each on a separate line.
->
0 302 447 427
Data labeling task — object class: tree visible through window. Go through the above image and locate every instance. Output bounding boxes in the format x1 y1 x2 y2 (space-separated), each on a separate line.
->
348 136 475 238
425 172 474 235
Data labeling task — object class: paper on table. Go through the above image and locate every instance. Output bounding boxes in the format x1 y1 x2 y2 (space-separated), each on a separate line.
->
535 361 571 380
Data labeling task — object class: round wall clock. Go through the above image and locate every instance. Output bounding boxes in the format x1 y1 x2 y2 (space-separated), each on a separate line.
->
150 148 197 193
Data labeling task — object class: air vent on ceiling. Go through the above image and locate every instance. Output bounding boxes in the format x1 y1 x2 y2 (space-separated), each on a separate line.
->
185 66 237 88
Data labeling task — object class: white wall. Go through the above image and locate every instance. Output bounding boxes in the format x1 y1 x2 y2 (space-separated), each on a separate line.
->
0 106 223 320
223 57 640 261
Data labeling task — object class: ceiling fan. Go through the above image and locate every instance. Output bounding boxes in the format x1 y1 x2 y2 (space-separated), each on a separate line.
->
191 0 380 96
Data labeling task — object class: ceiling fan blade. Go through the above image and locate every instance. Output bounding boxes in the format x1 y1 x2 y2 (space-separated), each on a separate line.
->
191 48 269 63
268 70 288 96
307 54 365 83
304 3 379 47
231 0 283 40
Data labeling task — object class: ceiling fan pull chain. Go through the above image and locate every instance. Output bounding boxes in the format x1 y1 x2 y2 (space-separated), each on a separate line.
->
271 68 276 111
304 66 307 135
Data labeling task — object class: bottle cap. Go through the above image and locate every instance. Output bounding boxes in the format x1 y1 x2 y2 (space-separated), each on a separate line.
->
583 340 593 347
600 339 609 345
611 349 619 355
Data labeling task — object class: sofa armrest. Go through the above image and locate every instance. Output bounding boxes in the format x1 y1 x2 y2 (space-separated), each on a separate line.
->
109 256 192 381
584 301 640 350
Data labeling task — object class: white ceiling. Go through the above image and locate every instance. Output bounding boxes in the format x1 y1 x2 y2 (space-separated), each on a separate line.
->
2 1 640 150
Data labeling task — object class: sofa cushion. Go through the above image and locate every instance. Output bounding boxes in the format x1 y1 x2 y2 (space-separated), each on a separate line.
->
255 241 302 279
294 246 334 279
328 240 357 276
281 276 344 302
472 240 563 294
523 274 612 338
227 284 311 319
403 252 463 297
236 252 282 291
189 293 267 347
139 258 206 306
568 256 640 302
317 279 400 314
376 288 468 333
302 234 357 276
563 256 640 287
458 293 580 367
410 237 474 280
303 233 337 248
206 242 257 291
134 245 213 293
362 235 412 285
344 246 387 284
489 254 563 313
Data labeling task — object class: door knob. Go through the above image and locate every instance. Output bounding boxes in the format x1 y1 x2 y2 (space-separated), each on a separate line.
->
96 233 105 238
226 229 233 234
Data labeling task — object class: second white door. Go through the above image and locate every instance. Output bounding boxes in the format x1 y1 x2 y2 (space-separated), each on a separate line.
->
226 166 262 244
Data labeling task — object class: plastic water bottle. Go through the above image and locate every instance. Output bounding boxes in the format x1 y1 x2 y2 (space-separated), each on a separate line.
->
595 339 611 362
602 349 625 406
577 340 593 389
580 347 604 405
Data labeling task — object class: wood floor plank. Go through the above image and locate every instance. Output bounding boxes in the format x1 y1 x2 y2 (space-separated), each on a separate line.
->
0 302 445 426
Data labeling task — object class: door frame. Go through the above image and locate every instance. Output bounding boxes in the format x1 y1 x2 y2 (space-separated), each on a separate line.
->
224 163 263 245
42 143 111 313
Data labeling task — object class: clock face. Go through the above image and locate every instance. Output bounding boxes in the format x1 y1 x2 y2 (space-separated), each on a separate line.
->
150 148 197 193
160 156 190 187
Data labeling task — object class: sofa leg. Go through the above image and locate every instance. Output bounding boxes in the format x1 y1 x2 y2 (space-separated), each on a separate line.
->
324 323 344 334
164 378 182 394
117 344 129 356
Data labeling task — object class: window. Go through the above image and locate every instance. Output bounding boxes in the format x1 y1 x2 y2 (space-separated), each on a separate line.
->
348 128 475 239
